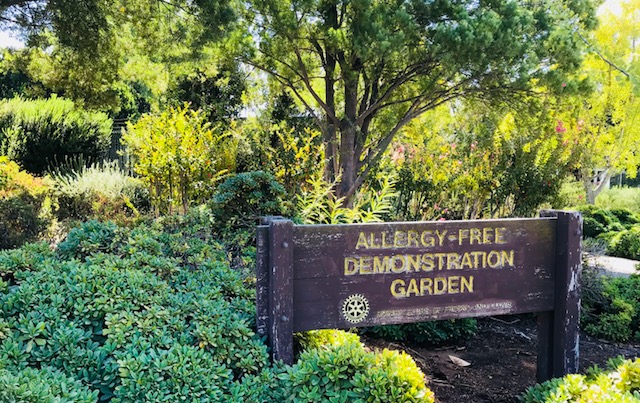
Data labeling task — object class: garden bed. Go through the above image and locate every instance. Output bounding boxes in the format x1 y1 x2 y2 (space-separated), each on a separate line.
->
364 315 640 403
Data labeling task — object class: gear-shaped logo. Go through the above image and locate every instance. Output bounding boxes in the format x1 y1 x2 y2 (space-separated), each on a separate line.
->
342 294 370 324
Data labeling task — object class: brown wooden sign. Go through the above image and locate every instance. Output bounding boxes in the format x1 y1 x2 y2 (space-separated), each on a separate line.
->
256 210 582 383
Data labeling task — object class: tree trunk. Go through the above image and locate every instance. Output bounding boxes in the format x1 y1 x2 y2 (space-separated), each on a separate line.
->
583 169 611 204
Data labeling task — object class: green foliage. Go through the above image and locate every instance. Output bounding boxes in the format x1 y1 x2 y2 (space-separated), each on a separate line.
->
0 365 98 402
167 65 246 124
581 269 640 342
210 171 287 233
277 339 434 402
296 172 396 224
0 214 269 400
49 161 150 225
521 358 640 403
596 187 640 214
608 226 640 261
123 106 236 215
362 319 477 345
0 157 50 249
0 97 112 175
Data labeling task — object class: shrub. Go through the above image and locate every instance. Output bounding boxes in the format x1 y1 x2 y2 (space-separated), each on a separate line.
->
607 226 640 261
581 269 640 342
277 339 434 402
210 171 287 233
596 186 640 214
521 357 640 402
0 97 111 175
122 106 235 215
0 365 98 402
0 215 269 400
0 157 50 249
49 161 149 225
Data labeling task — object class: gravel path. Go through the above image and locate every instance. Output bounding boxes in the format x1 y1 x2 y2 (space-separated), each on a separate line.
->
585 254 639 277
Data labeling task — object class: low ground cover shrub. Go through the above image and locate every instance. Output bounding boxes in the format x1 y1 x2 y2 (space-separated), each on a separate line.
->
362 319 477 344
0 97 111 175
521 357 640 402
577 205 640 260
0 210 435 401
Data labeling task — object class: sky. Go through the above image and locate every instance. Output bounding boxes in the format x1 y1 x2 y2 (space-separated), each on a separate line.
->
0 0 627 49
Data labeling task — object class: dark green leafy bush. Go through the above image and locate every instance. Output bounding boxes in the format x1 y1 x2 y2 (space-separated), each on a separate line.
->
608 226 640 261
521 357 640 402
362 319 477 345
210 171 288 233
0 212 435 401
0 97 112 175
581 268 640 342
0 364 98 402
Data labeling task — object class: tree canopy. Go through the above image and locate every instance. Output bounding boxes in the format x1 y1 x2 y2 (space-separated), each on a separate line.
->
242 0 599 203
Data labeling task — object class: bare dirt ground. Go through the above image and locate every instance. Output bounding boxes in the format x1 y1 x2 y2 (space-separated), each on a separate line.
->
363 315 640 403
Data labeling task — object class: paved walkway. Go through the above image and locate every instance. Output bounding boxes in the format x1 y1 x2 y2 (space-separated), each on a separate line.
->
585 254 640 277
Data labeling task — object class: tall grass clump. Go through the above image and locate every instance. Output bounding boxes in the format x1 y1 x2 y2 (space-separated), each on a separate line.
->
0 96 112 175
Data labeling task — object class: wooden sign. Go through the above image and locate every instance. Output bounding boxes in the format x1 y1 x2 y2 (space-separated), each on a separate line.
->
256 210 582 383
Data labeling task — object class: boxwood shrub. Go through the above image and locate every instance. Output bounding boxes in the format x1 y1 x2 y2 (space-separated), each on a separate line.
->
0 209 435 401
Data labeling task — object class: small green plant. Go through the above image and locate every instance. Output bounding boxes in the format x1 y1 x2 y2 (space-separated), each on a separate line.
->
608 226 640 261
521 357 640 402
362 319 477 345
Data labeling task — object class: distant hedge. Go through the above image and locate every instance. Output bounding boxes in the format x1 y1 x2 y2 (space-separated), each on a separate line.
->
0 97 111 175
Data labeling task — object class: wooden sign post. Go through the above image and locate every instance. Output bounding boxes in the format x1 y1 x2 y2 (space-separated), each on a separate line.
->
256 211 582 382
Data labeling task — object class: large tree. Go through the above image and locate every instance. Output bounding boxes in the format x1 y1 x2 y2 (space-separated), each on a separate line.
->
243 0 599 203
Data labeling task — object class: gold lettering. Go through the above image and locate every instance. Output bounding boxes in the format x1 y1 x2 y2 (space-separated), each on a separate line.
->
406 254 420 272
461 252 474 269
391 255 406 273
373 256 390 274
461 275 474 293
407 230 420 247
458 229 469 245
434 277 447 294
487 250 501 268
390 279 406 298
470 228 482 245
391 231 403 248
420 278 433 295
421 254 434 271
501 250 514 267
483 227 493 244
360 257 372 274
382 232 393 248
344 257 358 275
436 230 447 246
434 253 447 270
369 232 379 248
356 232 368 249
420 231 435 247
495 227 507 244
406 278 419 296
447 253 461 270
448 276 460 293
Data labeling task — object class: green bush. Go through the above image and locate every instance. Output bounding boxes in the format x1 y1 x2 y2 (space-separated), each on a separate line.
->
362 319 477 344
581 269 640 342
596 186 640 214
608 226 640 261
277 338 434 402
210 171 288 234
521 357 640 402
0 365 98 402
0 97 111 175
